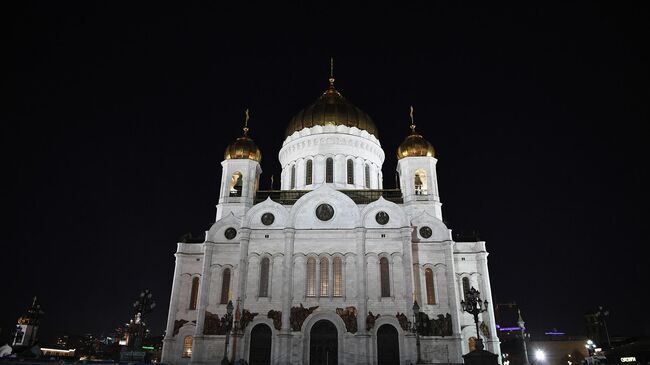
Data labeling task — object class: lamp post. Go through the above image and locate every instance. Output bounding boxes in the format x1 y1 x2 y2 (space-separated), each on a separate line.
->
533 349 545 365
460 287 489 351
131 289 156 350
413 300 422 364
585 339 596 356
221 300 234 365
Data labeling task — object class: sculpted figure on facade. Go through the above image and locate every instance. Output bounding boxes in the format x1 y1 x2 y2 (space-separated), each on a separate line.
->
366 311 380 331
240 309 258 332
396 312 409 331
336 306 358 333
290 304 318 331
267 310 282 331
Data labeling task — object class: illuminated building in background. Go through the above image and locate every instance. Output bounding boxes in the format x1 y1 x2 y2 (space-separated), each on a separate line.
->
162 70 501 364
12 297 44 349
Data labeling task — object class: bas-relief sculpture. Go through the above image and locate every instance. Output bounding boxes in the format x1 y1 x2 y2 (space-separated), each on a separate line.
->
290 304 319 331
335 306 357 333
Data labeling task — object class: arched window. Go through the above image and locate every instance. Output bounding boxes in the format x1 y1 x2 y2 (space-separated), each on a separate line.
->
415 169 428 195
229 172 243 197
220 268 231 304
189 277 199 310
347 159 354 184
462 277 470 300
425 268 436 304
333 257 343 297
306 258 316 297
290 165 296 189
182 336 193 358
320 257 329 296
259 257 270 297
325 158 334 183
380 257 390 297
365 164 370 188
306 160 313 185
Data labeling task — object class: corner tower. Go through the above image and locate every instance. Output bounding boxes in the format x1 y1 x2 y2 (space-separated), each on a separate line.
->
396 107 442 218
216 110 262 220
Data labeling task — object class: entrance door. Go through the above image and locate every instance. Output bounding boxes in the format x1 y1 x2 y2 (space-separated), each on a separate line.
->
377 324 400 365
309 320 338 365
249 324 272 365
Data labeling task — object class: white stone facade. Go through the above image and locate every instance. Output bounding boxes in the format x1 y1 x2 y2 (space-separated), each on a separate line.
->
162 115 501 365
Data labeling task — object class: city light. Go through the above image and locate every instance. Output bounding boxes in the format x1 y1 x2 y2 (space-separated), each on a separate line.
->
535 349 546 362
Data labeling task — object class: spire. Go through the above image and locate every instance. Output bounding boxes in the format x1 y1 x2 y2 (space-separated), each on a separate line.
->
517 308 525 328
243 108 250 136
328 57 335 88
409 105 416 133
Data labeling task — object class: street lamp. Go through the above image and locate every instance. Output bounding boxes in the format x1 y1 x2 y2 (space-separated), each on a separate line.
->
413 300 422 364
460 287 489 351
221 300 234 365
534 349 545 364
585 340 596 356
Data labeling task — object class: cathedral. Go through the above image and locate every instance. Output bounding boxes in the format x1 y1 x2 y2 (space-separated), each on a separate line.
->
161 72 501 365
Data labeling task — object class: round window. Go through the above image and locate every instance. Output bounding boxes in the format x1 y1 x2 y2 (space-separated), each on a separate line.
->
375 211 390 225
261 212 275 226
419 226 432 239
224 227 237 240
315 204 335 221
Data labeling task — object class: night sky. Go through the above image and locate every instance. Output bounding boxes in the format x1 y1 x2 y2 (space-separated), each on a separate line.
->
4 2 648 343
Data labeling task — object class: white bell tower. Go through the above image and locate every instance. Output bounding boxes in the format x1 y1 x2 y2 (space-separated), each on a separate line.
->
395 107 442 219
216 110 262 220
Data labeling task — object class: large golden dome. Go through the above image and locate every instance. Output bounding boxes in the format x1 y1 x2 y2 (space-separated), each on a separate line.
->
286 80 378 138
224 110 262 162
396 107 435 159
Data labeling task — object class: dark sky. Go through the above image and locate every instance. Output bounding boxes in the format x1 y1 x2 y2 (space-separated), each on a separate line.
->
3 2 648 343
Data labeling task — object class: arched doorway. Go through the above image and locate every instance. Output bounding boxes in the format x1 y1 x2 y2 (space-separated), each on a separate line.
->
310 320 338 365
249 324 272 365
377 324 400 365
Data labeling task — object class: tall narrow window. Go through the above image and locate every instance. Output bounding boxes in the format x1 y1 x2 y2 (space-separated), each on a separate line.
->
320 257 329 296
425 268 436 304
306 258 316 297
259 257 270 297
462 277 470 300
325 158 334 183
333 257 343 297
290 165 296 189
380 257 390 297
182 336 193 358
306 160 313 185
220 268 231 304
347 159 354 184
229 172 243 197
415 169 428 195
189 277 199 310
365 164 370 188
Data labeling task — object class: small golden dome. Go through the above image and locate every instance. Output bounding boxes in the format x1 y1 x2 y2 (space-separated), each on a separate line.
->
224 109 262 162
396 106 435 159
286 80 378 138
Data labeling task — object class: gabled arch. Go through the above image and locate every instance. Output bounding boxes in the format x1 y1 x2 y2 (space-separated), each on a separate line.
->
242 197 288 229
288 184 360 229
360 197 409 228
206 213 242 243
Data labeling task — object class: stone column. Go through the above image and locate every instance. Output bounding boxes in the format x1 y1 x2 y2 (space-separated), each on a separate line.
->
400 228 415 305
162 250 184 363
238 229 251 305
354 228 370 365
279 228 296 360
191 243 214 365
445 241 464 362
477 247 501 361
